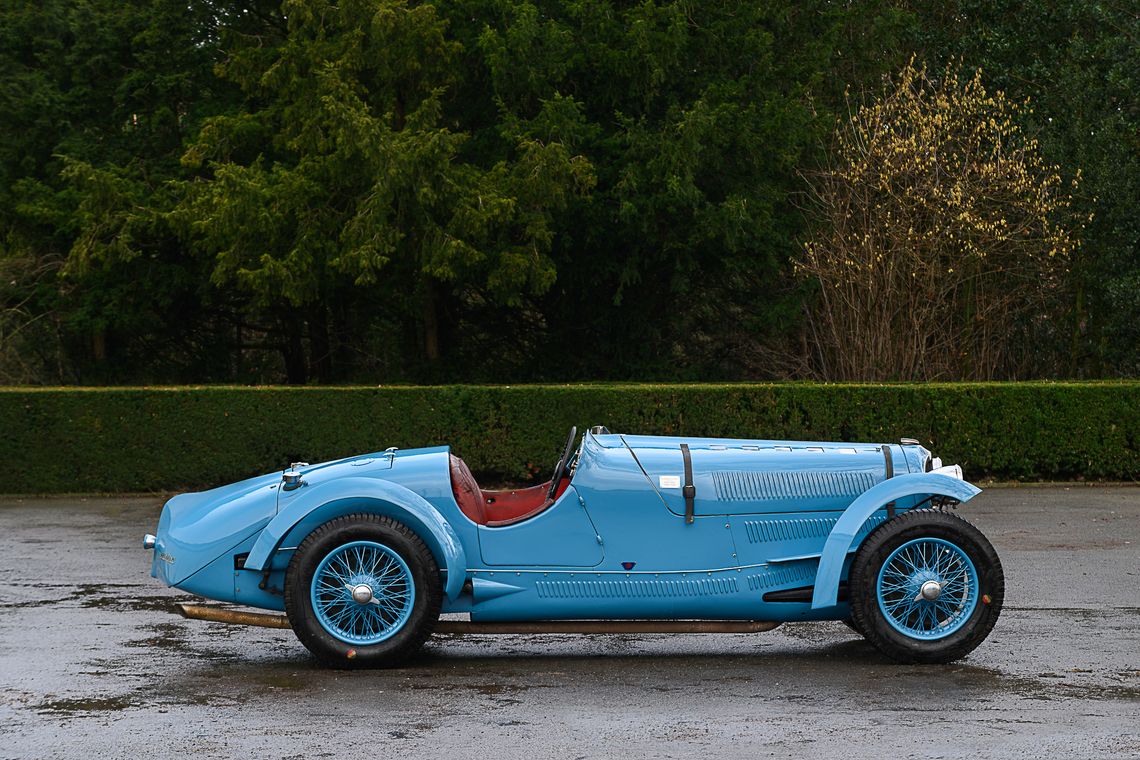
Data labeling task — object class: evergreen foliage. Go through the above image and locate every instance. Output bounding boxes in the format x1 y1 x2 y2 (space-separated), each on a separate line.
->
0 0 1136 383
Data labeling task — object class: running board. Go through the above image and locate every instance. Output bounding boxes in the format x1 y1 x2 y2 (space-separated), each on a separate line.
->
177 604 781 634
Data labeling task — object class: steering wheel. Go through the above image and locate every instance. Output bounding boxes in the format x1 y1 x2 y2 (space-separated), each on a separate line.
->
547 426 578 501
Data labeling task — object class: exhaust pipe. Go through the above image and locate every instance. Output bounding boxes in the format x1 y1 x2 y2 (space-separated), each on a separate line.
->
179 603 291 629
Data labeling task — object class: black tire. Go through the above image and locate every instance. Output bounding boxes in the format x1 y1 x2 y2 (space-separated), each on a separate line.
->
849 509 1003 664
841 617 864 636
285 513 442 668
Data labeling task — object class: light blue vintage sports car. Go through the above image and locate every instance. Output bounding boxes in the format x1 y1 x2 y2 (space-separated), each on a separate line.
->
145 426 1004 667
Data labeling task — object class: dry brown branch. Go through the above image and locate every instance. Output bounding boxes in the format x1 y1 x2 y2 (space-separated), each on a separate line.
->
796 60 1080 380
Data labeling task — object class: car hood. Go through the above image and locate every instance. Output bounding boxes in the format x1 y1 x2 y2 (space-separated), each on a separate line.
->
611 434 889 451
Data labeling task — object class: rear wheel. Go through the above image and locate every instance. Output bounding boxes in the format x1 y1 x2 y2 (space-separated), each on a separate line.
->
285 514 441 668
849 509 1003 664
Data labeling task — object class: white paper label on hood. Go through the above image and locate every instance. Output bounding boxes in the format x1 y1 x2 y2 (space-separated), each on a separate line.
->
659 475 681 489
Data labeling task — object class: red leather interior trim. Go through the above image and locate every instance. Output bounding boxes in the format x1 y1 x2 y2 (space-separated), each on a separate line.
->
485 501 552 527
482 482 550 523
483 479 570 526
449 454 486 525
449 453 570 526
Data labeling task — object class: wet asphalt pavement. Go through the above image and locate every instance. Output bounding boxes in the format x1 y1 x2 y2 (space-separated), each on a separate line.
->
0 488 1137 759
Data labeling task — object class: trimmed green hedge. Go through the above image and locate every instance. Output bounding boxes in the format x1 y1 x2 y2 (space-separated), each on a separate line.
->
1 383 1137 493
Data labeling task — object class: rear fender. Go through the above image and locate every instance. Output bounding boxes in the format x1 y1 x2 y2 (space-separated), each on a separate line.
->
811 472 982 609
243 477 466 600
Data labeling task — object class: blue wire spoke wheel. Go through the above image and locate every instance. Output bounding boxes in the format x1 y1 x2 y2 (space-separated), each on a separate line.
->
849 510 1003 663
876 537 979 640
309 540 416 645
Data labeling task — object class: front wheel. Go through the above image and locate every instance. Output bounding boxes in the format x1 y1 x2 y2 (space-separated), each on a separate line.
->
285 514 442 668
849 509 1003 664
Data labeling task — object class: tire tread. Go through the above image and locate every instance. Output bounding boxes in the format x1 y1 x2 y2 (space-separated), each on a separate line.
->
849 508 1004 664
284 513 442 669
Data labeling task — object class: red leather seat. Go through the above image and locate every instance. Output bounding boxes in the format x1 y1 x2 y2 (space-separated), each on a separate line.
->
449 454 486 524
449 453 569 526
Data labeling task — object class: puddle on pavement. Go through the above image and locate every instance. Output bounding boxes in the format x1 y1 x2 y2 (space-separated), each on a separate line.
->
36 695 137 714
919 662 1140 702
180 693 246 707
82 594 189 613
124 622 196 654
403 676 534 706
1 581 191 614
409 680 533 695
387 722 438 739
75 582 193 613
248 666 314 690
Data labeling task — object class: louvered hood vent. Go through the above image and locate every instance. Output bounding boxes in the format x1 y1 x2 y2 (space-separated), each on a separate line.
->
711 469 879 502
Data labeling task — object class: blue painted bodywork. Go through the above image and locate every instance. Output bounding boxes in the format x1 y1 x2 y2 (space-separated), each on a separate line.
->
809 473 980 609
148 429 980 622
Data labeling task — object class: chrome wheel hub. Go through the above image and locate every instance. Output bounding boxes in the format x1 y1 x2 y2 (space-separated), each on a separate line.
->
877 538 979 640
313 541 416 646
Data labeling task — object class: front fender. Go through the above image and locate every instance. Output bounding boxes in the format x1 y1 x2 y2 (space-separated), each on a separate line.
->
811 472 982 610
243 477 467 600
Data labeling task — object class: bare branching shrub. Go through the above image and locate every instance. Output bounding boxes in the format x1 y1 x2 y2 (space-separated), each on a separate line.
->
797 60 1081 380
0 251 65 384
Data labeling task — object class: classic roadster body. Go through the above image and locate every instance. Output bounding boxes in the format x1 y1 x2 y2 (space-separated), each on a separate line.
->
145 426 1003 666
